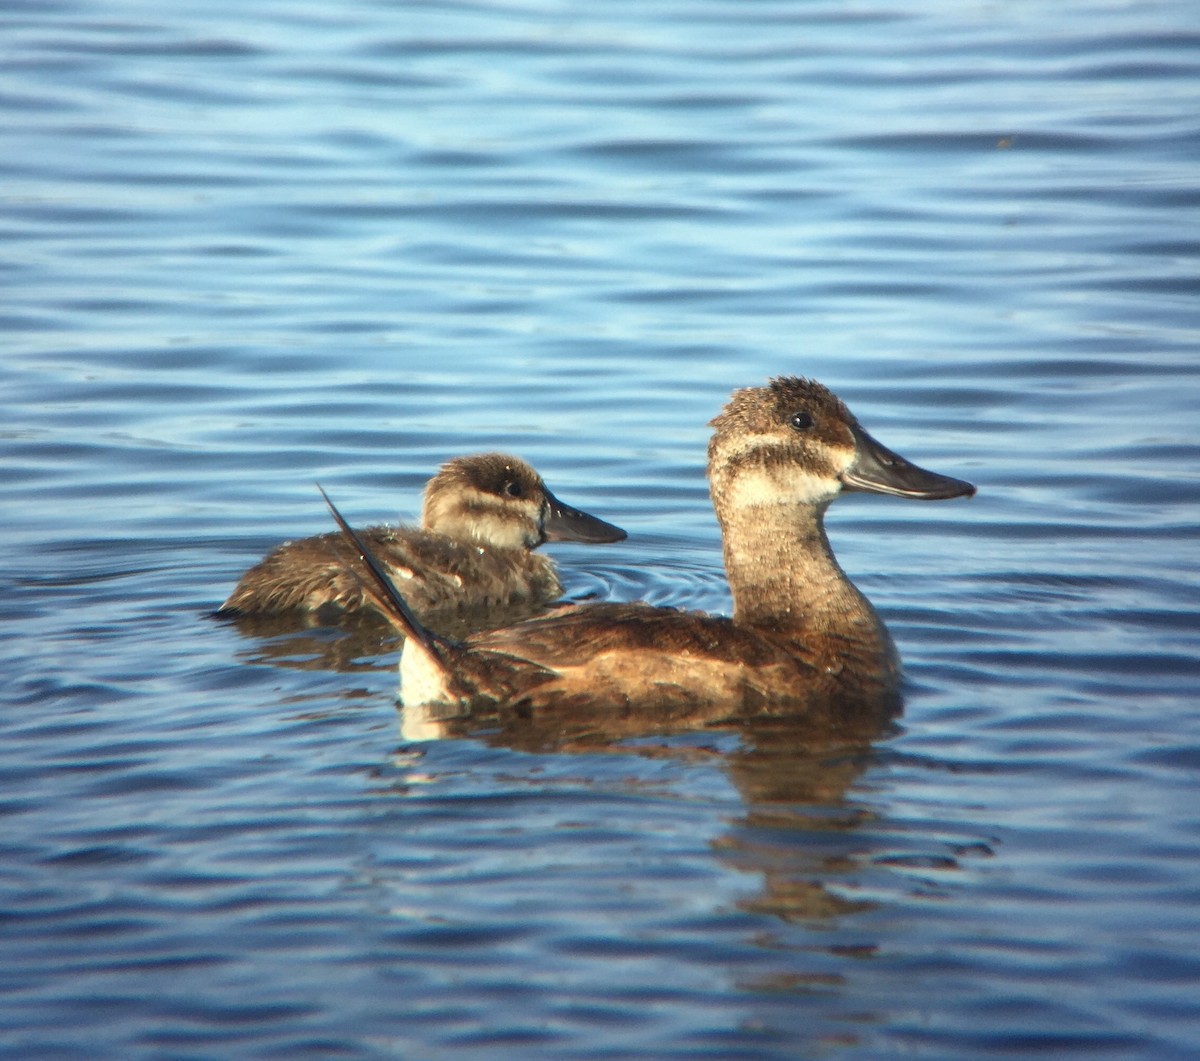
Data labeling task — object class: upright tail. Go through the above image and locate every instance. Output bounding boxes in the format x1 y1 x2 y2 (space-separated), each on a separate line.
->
317 483 449 662
319 485 510 710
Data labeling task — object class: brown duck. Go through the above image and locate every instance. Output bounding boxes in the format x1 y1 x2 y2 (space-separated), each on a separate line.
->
220 453 625 625
325 378 975 725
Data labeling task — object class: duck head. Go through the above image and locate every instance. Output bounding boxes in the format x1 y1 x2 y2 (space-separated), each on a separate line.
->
707 376 975 519
422 453 627 550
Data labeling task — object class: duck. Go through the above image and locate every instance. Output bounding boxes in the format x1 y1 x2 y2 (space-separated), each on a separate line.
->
323 378 975 726
219 453 626 627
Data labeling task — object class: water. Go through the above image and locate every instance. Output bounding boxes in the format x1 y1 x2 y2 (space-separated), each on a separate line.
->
3 0 1198 1057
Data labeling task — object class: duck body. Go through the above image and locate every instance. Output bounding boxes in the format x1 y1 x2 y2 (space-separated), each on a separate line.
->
326 378 974 725
220 522 565 623
401 602 899 728
220 453 625 626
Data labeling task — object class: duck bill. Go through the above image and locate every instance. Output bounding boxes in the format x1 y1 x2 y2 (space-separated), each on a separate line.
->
542 490 628 544
841 423 976 501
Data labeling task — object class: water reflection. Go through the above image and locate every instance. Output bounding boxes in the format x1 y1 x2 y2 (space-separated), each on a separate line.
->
719 725 883 924
225 614 402 673
401 693 894 926
218 598 551 671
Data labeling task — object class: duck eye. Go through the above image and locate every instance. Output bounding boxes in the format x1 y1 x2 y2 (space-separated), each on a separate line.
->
503 480 524 498
789 410 814 431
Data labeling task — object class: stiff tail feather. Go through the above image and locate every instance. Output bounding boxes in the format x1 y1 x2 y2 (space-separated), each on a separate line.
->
317 484 447 659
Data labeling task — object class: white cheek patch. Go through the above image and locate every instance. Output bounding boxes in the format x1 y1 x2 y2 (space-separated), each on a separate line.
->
465 511 535 550
714 430 849 509
727 465 835 508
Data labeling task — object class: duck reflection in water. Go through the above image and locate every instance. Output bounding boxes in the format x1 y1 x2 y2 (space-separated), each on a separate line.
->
219 453 625 641
325 377 974 733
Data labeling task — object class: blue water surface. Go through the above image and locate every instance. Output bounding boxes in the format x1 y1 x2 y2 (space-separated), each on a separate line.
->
2 1 1198 1058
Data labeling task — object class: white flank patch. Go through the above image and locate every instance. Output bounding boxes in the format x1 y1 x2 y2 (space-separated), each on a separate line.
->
399 641 452 706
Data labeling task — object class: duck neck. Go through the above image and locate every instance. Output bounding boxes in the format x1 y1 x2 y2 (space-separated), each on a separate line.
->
719 502 885 645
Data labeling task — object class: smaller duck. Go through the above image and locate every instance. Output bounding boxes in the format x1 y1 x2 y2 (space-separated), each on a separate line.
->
219 453 626 626
322 377 974 728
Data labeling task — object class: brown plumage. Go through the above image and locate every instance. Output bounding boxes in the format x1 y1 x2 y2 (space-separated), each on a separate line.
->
219 453 625 627
326 378 975 728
